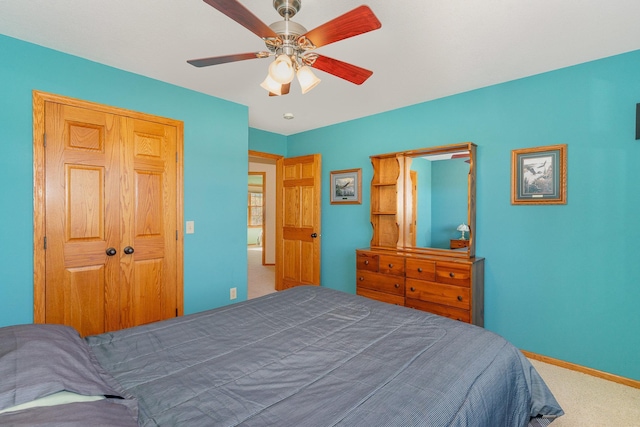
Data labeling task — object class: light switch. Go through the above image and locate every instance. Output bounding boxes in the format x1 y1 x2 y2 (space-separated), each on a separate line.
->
186 221 195 234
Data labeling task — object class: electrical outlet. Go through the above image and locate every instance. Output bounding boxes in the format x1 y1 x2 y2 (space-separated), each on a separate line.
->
230 287 237 300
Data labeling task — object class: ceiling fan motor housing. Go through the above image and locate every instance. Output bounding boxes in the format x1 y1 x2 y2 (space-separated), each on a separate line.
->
273 0 301 18
268 20 307 57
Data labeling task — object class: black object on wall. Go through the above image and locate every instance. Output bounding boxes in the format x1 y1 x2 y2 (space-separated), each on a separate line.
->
637 103 640 140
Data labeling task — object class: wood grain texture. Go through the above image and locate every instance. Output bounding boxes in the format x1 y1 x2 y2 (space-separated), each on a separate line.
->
356 249 484 326
303 5 381 48
275 154 321 290
33 91 184 335
311 55 373 85
203 0 278 39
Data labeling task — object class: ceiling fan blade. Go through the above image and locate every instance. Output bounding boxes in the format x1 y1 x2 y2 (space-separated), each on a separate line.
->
187 52 269 67
203 0 278 39
310 55 373 85
301 5 381 48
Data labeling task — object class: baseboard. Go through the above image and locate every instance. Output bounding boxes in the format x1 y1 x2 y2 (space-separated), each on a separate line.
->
522 350 640 389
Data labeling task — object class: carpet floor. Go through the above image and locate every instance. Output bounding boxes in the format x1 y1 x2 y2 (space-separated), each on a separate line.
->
247 246 276 299
530 359 640 426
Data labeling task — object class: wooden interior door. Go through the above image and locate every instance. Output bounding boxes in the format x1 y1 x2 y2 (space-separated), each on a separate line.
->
34 92 183 337
275 154 321 290
119 117 178 329
43 102 122 335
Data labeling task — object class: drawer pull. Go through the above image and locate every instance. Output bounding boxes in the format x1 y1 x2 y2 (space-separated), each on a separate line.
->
364 260 369 265
394 283 400 289
359 277 364 281
410 287 415 292
417 267 422 273
388 263 393 268
449 272 455 278
457 295 463 301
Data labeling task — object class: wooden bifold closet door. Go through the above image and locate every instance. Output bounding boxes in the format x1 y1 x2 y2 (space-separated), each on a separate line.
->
33 92 183 337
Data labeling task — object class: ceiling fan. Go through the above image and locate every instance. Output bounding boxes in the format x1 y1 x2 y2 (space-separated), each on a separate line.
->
187 0 382 96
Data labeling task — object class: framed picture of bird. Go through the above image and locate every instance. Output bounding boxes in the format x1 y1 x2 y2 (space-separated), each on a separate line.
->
511 144 567 205
330 168 362 204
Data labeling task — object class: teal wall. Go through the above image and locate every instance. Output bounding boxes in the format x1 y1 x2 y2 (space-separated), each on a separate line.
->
249 128 287 156
0 35 249 324
2 32 639 381
285 50 640 381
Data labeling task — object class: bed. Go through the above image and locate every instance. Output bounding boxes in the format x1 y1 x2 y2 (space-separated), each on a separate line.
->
1 286 563 426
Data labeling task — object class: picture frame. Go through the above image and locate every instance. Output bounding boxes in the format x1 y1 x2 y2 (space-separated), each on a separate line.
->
330 168 362 204
511 144 567 205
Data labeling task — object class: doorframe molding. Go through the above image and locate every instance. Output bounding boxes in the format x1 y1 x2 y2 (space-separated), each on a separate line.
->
32 90 185 323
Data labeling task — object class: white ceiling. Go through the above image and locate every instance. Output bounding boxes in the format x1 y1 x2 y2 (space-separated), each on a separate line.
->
2 0 640 135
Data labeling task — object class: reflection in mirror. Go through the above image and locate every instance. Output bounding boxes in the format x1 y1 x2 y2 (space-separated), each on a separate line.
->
408 152 470 250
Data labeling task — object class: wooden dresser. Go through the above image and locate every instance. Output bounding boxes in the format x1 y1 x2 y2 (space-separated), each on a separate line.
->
360 143 484 326
356 249 485 326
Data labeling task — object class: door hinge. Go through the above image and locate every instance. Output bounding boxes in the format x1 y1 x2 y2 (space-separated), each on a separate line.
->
176 152 178 163
176 230 178 240
43 134 47 147
43 236 47 250
175 308 178 317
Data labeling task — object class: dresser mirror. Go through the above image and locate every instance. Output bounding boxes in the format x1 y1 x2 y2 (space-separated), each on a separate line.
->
370 142 476 258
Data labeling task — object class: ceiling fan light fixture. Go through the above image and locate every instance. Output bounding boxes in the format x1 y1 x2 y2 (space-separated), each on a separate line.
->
260 75 283 95
268 54 295 84
296 66 321 94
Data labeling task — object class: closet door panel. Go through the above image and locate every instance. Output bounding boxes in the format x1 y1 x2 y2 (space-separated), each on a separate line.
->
119 118 178 328
44 102 121 336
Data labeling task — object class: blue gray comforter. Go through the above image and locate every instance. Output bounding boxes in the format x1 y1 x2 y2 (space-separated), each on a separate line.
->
87 286 563 426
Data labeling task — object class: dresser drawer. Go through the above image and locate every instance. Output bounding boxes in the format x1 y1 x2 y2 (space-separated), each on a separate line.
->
356 288 404 306
357 270 404 295
435 262 471 287
449 239 469 249
357 287 405 306
356 251 379 272
405 298 471 323
405 258 436 281
378 255 405 276
405 279 470 309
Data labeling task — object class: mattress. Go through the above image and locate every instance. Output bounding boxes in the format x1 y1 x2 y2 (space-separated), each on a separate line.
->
86 286 563 426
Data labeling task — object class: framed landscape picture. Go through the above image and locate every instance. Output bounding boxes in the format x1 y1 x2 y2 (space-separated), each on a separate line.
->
330 168 362 204
511 144 567 205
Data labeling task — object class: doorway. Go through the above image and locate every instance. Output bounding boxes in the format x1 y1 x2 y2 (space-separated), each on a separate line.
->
248 151 280 298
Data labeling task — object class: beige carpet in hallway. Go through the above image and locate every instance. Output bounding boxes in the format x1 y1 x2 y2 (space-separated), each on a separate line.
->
247 246 276 299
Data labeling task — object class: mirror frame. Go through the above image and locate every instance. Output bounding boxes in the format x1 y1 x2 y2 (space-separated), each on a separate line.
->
370 142 476 259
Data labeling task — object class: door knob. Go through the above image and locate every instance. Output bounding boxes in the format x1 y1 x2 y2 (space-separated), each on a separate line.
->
123 246 135 255
106 247 117 256
311 233 318 238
